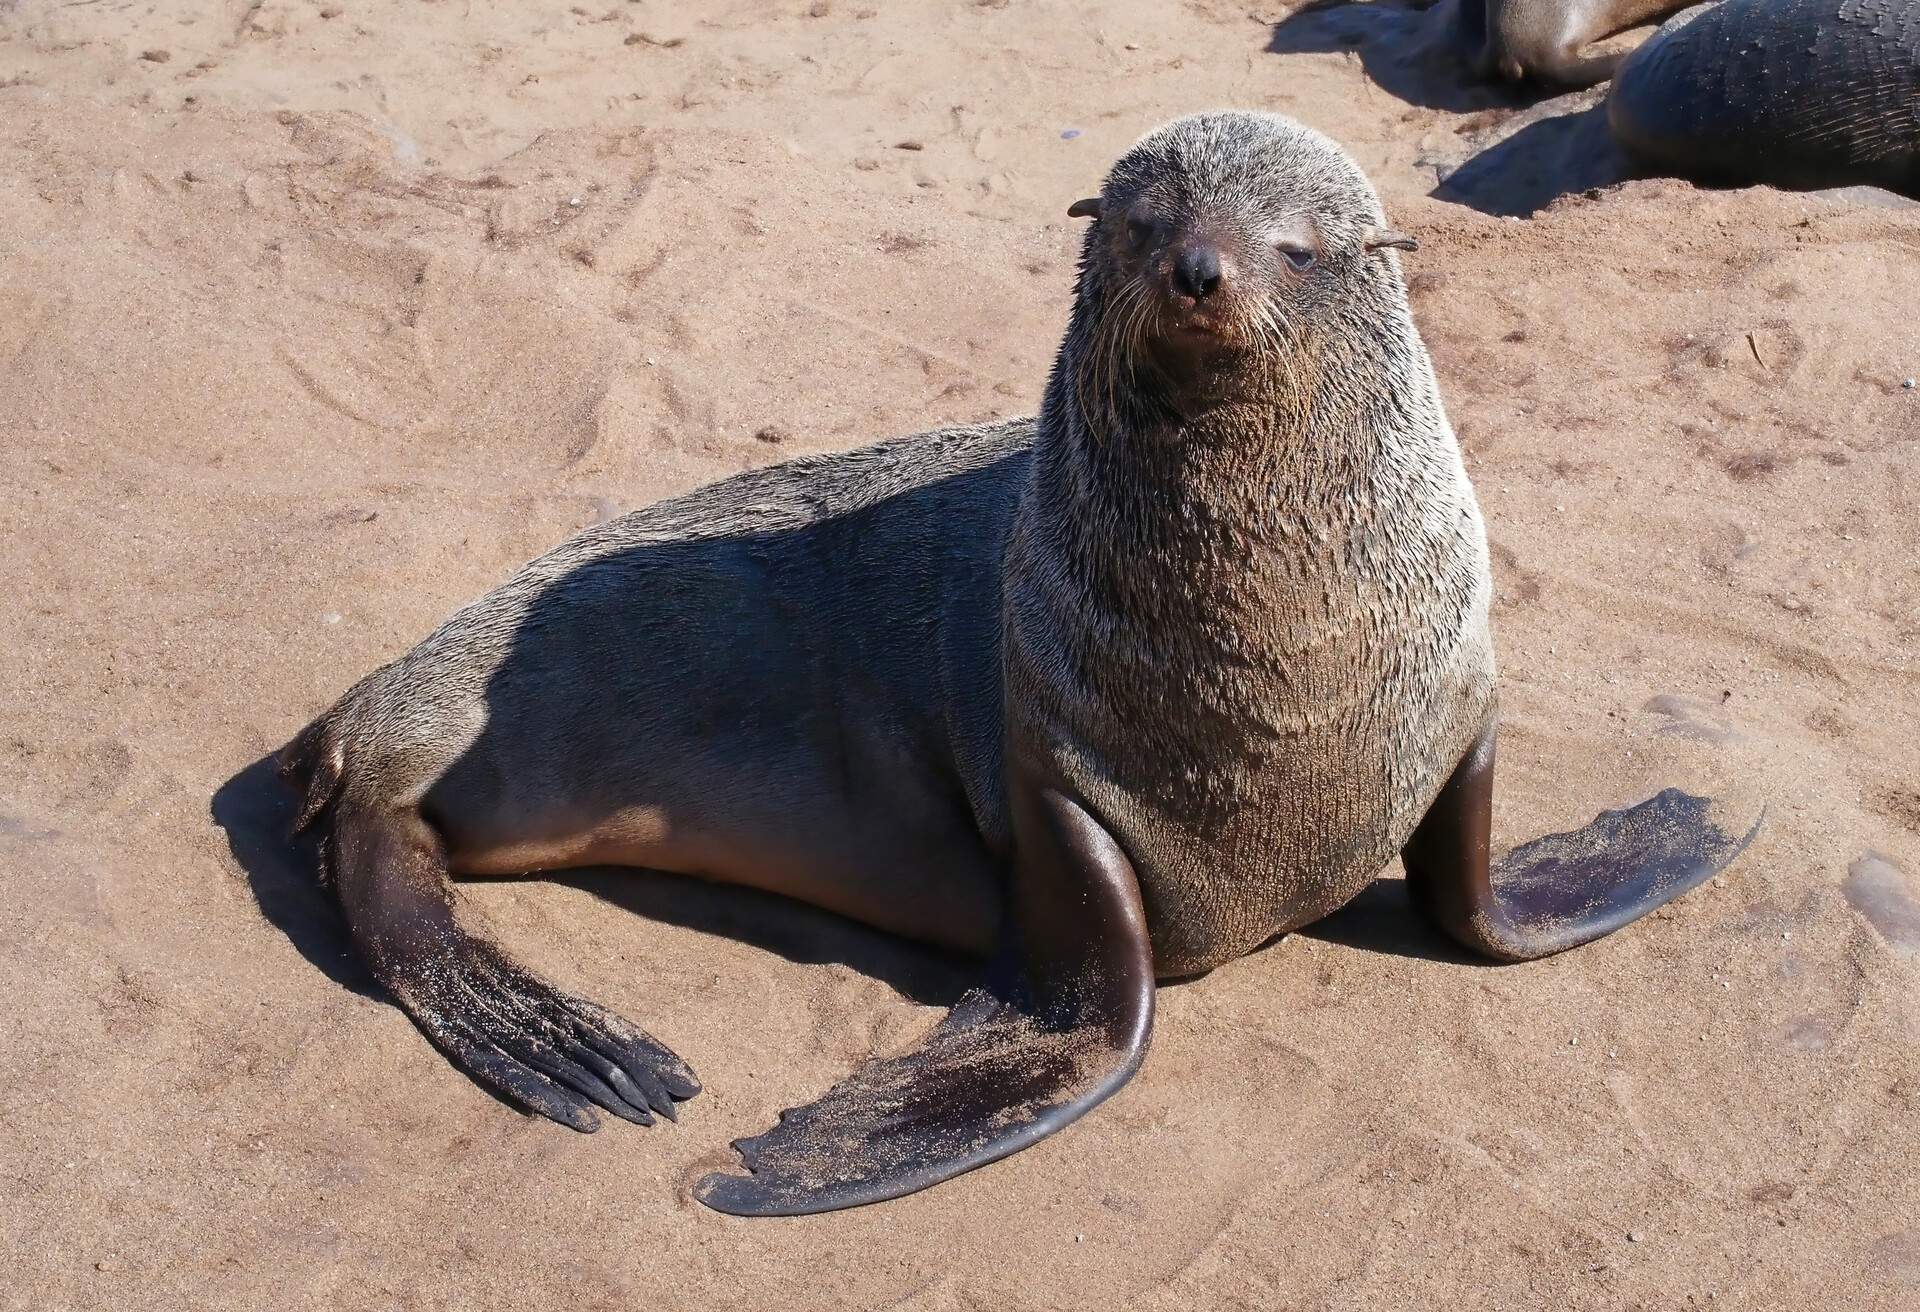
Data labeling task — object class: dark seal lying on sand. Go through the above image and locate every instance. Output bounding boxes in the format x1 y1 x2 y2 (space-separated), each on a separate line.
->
1609 0 1920 197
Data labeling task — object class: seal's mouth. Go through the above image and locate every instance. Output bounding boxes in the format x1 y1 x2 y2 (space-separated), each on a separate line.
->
1159 300 1245 346
1136 282 1268 369
1134 232 1274 362
1079 288 1266 404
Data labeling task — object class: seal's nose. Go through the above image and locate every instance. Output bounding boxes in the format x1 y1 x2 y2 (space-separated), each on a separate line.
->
1172 242 1226 300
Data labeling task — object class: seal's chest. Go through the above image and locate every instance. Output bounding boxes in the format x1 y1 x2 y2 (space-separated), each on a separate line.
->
1128 696 1482 976
1118 592 1495 976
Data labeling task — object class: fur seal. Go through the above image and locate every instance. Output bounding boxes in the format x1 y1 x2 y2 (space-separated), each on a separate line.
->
278 110 1761 1218
1606 0 1920 197
1451 0 1690 86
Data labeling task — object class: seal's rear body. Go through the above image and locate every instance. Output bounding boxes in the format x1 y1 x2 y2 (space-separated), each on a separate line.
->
288 388 1492 979
286 421 1031 958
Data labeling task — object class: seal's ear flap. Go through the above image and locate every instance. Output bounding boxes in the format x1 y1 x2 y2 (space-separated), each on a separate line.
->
1067 197 1104 220
1365 228 1419 253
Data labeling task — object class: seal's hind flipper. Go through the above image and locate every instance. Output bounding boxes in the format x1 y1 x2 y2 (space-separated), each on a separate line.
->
696 779 1155 1216
1403 722 1763 962
322 795 700 1131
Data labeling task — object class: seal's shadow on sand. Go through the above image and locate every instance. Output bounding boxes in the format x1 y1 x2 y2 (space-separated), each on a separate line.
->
1268 0 1525 113
1268 2 1636 217
212 754 973 1011
1294 874 1480 964
213 757 380 998
1430 99 1634 217
214 754 1472 1015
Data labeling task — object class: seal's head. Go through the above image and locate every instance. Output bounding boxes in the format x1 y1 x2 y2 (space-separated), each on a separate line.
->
1065 112 1416 398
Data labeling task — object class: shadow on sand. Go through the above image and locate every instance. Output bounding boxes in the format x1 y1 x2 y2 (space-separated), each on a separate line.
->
212 753 973 1012
1268 0 1527 114
1294 874 1482 965
1429 98 1634 217
1268 2 1638 217
212 755 380 998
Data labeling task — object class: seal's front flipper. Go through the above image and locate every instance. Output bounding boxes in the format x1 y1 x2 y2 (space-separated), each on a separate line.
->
692 985 1136 1216
1403 722 1763 962
695 781 1155 1216
322 797 700 1131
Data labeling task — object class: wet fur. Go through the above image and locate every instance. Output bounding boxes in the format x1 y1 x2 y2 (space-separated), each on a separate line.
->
1606 0 1920 195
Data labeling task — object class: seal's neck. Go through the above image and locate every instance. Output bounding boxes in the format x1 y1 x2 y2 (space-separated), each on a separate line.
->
1021 290 1452 618
998 278 1484 810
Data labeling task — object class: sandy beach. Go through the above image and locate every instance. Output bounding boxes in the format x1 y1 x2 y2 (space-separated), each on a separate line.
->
2 1 1917 1307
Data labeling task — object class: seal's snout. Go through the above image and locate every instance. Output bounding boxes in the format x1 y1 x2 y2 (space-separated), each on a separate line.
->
1172 240 1228 301
1156 231 1250 346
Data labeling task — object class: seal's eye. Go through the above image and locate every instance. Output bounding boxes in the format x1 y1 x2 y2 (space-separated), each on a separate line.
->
1276 243 1316 272
1126 217 1155 250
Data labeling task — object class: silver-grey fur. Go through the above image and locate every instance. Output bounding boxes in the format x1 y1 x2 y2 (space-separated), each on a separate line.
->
1005 112 1493 973
283 112 1493 1106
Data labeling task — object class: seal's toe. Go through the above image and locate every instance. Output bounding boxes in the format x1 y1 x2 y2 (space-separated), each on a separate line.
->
401 938 698 1132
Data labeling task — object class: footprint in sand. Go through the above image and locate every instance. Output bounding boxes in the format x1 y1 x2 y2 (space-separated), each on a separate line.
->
1843 852 1920 958
1642 692 1738 745
1780 1016 1833 1052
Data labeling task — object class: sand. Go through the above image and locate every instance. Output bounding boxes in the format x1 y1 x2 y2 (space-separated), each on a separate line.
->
2 0 1917 1308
